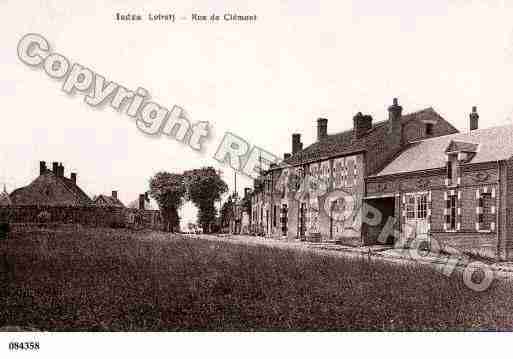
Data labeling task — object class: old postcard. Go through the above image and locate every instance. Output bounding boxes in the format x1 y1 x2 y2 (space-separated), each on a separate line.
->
1 0 513 357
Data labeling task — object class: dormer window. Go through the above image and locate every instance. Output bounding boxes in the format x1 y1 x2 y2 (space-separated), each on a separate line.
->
444 140 479 187
421 119 437 138
447 153 458 184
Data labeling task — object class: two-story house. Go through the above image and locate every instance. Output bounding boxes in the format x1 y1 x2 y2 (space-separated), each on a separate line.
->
251 98 458 245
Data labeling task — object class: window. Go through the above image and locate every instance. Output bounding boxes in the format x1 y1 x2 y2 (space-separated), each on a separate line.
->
406 196 415 219
446 194 457 230
446 154 458 185
405 194 427 220
281 204 288 236
426 123 434 136
478 193 494 230
417 194 427 219
273 205 277 227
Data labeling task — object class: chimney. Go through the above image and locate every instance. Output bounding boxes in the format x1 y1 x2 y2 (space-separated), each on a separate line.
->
353 112 373 138
470 106 479 131
58 163 64 177
284 153 291 160
292 134 301 154
112 190 118 199
39 161 47 175
138 194 145 210
317 118 328 141
388 98 403 145
244 187 251 197
144 192 149 202
52 162 58 174
70 172 77 184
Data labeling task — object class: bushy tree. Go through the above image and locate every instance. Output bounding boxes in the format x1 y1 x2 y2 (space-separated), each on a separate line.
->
185 167 228 233
149 172 187 232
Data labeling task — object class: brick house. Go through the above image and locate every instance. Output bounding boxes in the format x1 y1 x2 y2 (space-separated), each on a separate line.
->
2 161 162 230
94 191 125 207
125 193 163 230
9 161 92 206
366 107 513 260
251 98 458 245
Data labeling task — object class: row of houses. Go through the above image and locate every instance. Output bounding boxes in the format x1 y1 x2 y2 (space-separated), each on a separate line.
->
0 161 162 229
250 98 513 260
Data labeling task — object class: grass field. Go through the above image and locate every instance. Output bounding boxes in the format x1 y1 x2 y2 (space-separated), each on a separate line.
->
1 225 513 331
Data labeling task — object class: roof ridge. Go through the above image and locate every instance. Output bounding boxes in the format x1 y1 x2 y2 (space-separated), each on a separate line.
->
377 123 513 177
326 107 437 138
409 122 513 145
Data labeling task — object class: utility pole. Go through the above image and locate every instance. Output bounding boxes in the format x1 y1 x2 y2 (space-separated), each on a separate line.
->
234 170 237 198
259 153 262 177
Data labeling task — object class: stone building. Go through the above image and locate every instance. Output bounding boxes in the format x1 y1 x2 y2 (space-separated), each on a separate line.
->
251 98 458 245
10 161 92 206
366 107 513 260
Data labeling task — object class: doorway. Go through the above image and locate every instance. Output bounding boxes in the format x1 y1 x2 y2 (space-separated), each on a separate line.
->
404 192 429 241
364 196 396 245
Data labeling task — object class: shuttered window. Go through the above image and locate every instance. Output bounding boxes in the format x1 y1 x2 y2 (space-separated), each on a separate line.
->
479 193 493 230
445 195 457 230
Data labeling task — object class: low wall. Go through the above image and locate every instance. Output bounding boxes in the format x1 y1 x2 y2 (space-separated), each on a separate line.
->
0 206 162 230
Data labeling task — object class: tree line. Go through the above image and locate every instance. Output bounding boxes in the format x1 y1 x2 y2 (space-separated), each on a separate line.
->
149 167 228 233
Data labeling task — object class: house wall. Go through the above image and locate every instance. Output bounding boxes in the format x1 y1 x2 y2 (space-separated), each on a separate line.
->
366 117 458 176
402 117 458 143
366 161 503 259
501 158 513 260
0 205 162 230
0 205 125 227
252 153 365 245
125 208 163 230
250 112 458 245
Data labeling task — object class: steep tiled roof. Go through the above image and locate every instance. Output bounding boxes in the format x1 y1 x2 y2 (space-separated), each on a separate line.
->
280 108 445 167
59 176 92 205
375 124 513 177
94 194 125 207
11 170 92 206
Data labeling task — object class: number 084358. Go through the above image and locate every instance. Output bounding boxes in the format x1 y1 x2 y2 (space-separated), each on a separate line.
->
8 341 40 351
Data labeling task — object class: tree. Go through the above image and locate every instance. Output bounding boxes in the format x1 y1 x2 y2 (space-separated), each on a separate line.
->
149 172 187 232
185 167 228 234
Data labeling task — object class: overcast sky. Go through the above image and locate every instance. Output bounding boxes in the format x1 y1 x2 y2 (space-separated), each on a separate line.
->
1 0 513 225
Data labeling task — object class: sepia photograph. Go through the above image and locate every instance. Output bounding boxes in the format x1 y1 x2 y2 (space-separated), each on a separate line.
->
1 0 513 357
